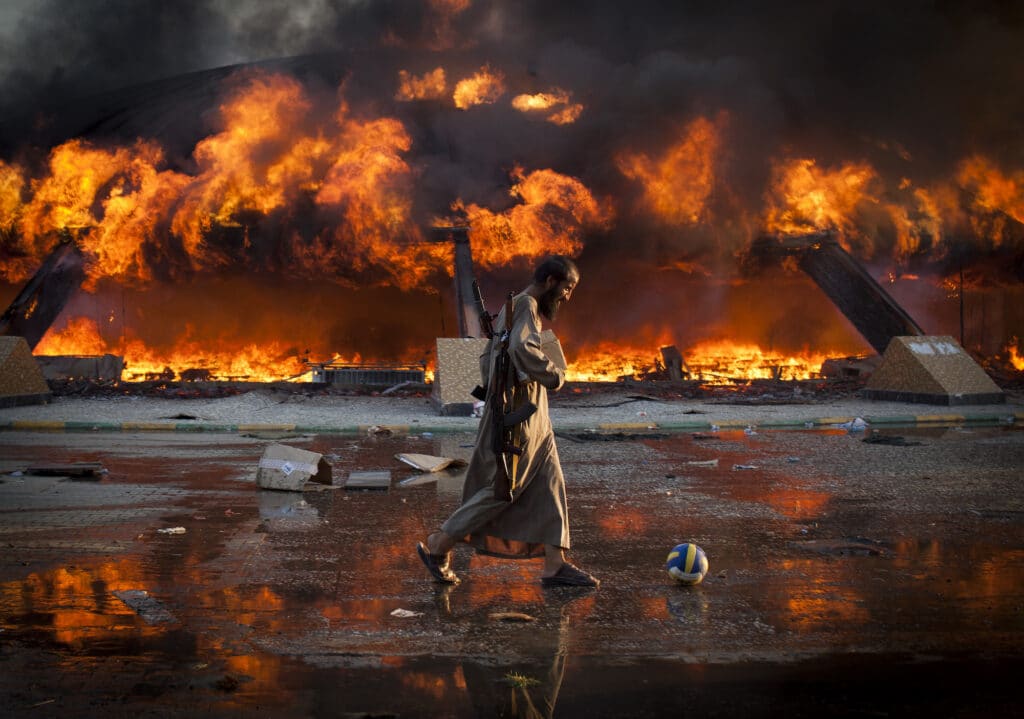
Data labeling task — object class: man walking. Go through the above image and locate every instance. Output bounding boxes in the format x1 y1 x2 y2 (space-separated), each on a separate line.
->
417 255 598 587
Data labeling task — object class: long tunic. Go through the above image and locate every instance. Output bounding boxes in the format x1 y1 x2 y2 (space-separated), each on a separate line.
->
440 293 569 558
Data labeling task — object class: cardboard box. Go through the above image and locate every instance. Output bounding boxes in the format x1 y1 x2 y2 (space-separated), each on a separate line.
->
540 329 567 371
256 444 333 491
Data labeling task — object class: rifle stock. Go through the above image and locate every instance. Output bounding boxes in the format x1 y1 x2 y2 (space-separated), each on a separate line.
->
470 279 494 402
502 401 537 428
491 292 518 502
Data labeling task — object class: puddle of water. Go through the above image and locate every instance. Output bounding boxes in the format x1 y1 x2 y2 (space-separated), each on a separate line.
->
1 427 1022 715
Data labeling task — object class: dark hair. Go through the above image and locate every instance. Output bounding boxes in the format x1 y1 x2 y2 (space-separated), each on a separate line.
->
533 255 579 284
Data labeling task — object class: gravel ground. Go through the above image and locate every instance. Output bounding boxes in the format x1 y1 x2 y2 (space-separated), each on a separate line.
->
0 386 1021 432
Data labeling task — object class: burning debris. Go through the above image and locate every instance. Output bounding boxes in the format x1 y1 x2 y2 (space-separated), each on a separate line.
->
0 4 1022 393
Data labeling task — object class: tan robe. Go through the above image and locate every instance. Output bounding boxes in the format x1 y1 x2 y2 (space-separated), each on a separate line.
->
440 293 569 558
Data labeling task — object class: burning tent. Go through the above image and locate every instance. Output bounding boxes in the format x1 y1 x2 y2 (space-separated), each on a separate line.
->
0 3 1021 388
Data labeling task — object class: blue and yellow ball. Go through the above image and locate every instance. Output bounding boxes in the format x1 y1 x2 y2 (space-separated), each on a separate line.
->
665 543 709 585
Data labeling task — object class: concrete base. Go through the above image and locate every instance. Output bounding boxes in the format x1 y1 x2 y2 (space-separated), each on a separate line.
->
861 389 1007 406
0 336 52 408
432 337 489 417
864 336 1005 406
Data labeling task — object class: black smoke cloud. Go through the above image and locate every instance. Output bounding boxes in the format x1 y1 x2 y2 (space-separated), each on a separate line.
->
4 1 1022 158
1 0 1023 279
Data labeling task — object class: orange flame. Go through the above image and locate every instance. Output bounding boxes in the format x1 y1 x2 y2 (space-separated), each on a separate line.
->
395 67 448 101
763 157 877 236
451 166 612 268
3 72 454 291
0 159 24 230
511 88 583 125
0 159 31 280
452 65 505 109
565 339 837 384
616 115 722 225
15 139 190 289
957 154 1024 228
171 73 320 259
34 316 309 381
1007 338 1024 371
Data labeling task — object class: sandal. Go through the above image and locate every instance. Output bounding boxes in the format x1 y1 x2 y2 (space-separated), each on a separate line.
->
541 562 599 588
416 542 460 584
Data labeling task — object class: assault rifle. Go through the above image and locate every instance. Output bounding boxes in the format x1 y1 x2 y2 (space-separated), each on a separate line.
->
470 280 492 402
471 281 537 501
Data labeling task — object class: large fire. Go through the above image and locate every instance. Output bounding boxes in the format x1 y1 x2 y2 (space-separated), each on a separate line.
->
511 89 583 125
452 65 505 109
616 115 722 226
1 54 1022 386
565 340 836 385
395 68 448 101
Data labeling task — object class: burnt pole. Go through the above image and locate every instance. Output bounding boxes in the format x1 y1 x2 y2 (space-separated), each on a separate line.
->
428 226 478 338
0 232 88 350
748 231 925 355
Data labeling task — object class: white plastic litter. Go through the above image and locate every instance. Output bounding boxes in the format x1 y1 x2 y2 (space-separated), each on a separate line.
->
390 608 423 618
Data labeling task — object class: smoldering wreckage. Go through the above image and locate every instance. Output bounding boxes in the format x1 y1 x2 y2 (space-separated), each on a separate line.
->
0 5 1020 457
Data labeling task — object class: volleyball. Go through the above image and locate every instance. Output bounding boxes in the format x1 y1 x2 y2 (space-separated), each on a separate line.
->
665 543 709 585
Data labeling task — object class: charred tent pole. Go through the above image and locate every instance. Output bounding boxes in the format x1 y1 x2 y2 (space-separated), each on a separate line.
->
0 233 88 350
427 226 479 338
748 231 924 355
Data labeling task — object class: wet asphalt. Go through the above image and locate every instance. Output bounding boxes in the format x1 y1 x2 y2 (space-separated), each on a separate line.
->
0 423 1021 718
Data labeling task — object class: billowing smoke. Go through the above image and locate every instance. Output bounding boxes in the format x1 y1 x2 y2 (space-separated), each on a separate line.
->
1 0 1023 369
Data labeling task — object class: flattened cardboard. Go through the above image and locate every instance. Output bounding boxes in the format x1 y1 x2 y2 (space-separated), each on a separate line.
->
539 329 567 371
256 444 332 491
395 453 468 473
345 470 392 491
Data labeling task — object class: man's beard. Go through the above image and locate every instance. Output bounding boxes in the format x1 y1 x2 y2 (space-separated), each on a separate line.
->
538 285 562 320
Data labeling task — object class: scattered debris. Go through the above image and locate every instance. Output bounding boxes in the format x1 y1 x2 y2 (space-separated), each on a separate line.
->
345 470 391 491
835 417 869 431
366 425 393 436
23 462 105 478
113 589 176 624
395 453 467 473
157 526 186 534
214 675 240 693
397 474 439 487
390 608 423 618
686 459 719 468
863 433 923 446
256 444 333 491
504 672 541 688
381 380 413 396
732 464 759 470
555 431 669 442
786 456 801 462
489 611 537 622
